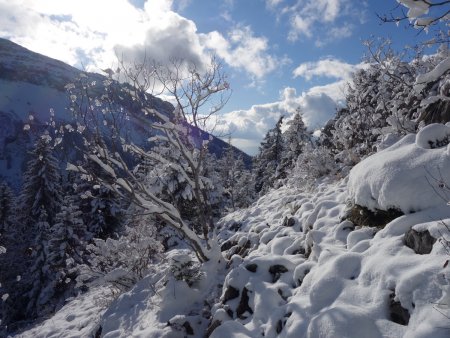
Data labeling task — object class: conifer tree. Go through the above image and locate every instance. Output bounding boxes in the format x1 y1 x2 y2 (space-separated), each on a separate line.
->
253 116 284 195
46 195 87 298
25 207 51 318
279 110 312 179
0 182 14 233
19 134 62 227
1 134 63 326
218 141 253 209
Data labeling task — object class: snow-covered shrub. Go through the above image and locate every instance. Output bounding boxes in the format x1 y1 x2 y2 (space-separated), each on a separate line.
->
169 254 204 287
289 145 338 187
78 216 163 292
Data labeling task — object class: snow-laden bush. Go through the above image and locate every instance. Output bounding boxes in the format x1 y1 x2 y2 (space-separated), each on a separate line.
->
349 124 450 213
169 253 204 287
78 215 163 292
289 145 338 188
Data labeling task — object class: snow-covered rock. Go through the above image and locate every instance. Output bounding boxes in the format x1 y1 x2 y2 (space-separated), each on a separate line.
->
210 178 450 337
349 128 450 213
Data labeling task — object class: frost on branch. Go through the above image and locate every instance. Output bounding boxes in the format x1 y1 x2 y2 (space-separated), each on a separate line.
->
65 56 230 263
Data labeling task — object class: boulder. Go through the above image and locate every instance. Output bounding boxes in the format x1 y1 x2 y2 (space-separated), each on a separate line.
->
404 229 436 254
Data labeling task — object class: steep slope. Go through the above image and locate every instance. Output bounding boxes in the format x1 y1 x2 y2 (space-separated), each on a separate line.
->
17 127 450 338
0 38 249 189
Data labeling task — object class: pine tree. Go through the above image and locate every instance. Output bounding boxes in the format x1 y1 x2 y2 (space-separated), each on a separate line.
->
253 116 284 195
1 135 64 328
279 110 312 179
0 182 14 233
218 141 253 210
73 172 123 239
19 134 63 227
25 207 51 319
233 154 254 208
46 195 87 299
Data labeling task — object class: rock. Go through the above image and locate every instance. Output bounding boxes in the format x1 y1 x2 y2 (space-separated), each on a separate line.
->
389 293 410 326
276 319 283 334
404 229 436 254
292 247 306 255
345 204 403 228
220 240 236 252
245 263 258 272
94 326 102 338
269 265 289 283
205 320 221 337
236 287 253 319
282 217 296 227
229 222 242 231
182 321 194 335
222 285 240 303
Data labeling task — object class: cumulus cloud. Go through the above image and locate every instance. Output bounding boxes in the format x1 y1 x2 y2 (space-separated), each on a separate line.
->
0 0 283 80
293 58 365 81
218 86 340 155
269 0 367 44
201 26 289 79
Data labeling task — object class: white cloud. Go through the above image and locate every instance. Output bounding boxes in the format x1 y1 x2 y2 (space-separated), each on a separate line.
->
270 0 367 44
201 26 289 79
266 0 284 9
293 58 365 81
0 0 283 80
218 86 340 155
288 15 312 41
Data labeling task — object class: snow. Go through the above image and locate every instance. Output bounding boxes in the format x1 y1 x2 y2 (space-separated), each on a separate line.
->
13 131 450 337
398 0 429 19
415 123 450 149
17 287 112 338
209 175 450 337
348 132 450 213
415 56 450 92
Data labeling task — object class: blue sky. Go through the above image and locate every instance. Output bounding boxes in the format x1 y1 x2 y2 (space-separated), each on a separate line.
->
0 0 442 153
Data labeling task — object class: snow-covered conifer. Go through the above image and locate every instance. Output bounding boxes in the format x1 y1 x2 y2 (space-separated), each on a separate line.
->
0 182 14 232
279 110 312 180
46 195 87 297
18 133 62 227
253 116 284 195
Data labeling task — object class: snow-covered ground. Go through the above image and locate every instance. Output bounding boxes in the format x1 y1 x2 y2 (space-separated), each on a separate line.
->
16 128 450 337
15 287 111 338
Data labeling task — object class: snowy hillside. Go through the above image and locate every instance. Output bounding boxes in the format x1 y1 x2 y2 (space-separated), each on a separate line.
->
0 38 247 188
15 125 450 337
1 3 449 335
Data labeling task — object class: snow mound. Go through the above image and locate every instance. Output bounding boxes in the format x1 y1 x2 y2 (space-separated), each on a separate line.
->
211 178 450 337
349 130 450 213
415 123 450 149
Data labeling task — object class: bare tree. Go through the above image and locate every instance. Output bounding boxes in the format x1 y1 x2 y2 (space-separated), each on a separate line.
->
65 56 231 263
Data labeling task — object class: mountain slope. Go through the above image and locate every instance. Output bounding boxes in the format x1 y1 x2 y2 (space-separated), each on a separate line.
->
0 38 250 189
17 127 450 337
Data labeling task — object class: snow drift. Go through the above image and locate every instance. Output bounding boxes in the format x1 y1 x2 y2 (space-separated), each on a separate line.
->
349 124 450 213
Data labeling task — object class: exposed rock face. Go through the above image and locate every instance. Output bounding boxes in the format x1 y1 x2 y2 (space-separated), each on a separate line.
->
404 229 436 254
236 287 253 319
389 293 410 326
345 204 403 229
245 263 258 272
206 320 221 338
269 264 288 283
282 216 296 227
222 285 240 303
